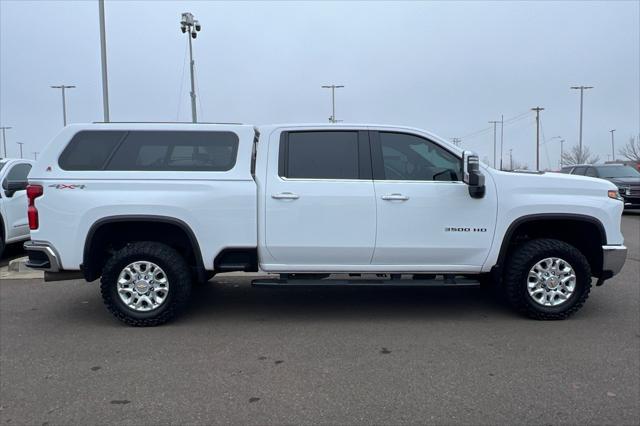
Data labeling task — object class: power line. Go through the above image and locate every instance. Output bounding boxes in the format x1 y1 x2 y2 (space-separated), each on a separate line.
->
460 110 530 141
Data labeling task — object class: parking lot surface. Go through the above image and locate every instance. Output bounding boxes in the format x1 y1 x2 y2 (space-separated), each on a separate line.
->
1 214 638 425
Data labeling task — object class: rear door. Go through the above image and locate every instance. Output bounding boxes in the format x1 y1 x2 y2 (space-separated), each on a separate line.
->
263 129 376 269
370 130 497 270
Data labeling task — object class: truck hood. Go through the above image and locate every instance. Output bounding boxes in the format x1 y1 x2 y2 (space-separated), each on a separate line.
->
605 177 640 186
488 169 617 195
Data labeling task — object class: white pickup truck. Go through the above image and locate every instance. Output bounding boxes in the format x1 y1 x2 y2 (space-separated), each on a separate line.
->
1 158 34 256
22 123 627 326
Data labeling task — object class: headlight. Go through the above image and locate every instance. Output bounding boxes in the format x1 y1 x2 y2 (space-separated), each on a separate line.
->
608 190 624 201
618 186 631 196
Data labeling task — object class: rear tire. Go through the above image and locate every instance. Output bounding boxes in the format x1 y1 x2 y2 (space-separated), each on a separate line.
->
504 238 591 320
100 242 192 326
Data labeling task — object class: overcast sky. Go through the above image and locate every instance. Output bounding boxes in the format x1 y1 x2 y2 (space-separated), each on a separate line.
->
1 0 638 169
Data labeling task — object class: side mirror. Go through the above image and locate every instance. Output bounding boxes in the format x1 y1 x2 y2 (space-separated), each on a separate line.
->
462 151 485 199
3 179 28 197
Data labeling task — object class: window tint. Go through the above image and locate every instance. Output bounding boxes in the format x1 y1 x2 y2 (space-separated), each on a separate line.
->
106 131 238 171
59 131 125 170
378 132 461 181
6 163 32 182
572 166 586 175
584 167 598 177
282 131 360 179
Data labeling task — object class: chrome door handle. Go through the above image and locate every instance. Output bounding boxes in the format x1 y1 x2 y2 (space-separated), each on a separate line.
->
272 192 300 200
381 193 409 201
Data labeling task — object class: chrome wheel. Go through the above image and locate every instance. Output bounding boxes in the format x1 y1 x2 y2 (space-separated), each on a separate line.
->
527 257 576 307
117 261 169 312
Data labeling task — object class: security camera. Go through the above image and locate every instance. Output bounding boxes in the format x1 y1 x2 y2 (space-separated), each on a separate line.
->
191 31 197 39
195 21 201 31
181 26 186 33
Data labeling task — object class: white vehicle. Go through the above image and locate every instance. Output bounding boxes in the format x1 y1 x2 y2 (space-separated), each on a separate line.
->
0 158 34 256
24 123 627 326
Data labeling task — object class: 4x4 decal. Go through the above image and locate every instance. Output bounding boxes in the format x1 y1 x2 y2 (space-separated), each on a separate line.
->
48 184 86 190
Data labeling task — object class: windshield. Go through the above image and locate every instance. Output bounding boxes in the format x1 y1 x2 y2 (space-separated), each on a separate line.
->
596 166 640 178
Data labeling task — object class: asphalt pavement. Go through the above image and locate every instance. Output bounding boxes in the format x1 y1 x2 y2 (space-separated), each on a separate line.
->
1 214 638 425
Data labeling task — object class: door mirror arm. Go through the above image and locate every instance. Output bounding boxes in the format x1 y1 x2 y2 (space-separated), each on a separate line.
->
462 151 486 199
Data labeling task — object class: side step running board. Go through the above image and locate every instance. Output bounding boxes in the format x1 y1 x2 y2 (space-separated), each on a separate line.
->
252 277 480 288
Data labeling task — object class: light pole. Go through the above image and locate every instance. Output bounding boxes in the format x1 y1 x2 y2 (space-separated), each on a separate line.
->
609 129 616 161
0 126 11 158
499 114 504 170
509 149 513 170
531 107 544 170
549 136 564 169
488 120 499 168
16 142 24 159
33 152 39 160
50 85 76 126
99 0 110 122
180 12 201 123
321 85 344 123
570 85 593 151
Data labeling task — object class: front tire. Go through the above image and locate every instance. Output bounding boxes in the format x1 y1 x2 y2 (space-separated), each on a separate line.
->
504 238 592 320
100 242 192 326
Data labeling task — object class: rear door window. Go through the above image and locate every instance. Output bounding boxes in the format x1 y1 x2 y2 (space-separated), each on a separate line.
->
572 166 587 175
279 131 370 179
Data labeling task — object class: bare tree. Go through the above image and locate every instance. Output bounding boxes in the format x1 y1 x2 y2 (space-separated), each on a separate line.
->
561 145 600 165
618 136 640 162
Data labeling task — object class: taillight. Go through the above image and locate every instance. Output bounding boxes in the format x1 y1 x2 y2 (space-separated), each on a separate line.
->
26 184 43 230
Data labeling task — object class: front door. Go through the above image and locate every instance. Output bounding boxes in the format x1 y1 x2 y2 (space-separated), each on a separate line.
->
370 131 496 271
264 130 376 269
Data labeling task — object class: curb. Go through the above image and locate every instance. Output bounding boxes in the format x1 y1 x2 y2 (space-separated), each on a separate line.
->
1 257 44 280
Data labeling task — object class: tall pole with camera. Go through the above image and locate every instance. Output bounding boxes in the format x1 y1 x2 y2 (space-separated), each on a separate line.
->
180 13 201 123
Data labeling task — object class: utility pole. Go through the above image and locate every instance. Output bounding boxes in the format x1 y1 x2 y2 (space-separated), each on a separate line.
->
488 120 499 168
33 152 38 160
16 142 24 159
499 114 504 170
509 149 513 170
0 126 11 158
451 137 461 147
180 12 201 123
50 85 76 126
531 107 544 170
99 0 110 122
609 129 616 161
321 85 344 123
570 85 594 151
560 139 565 168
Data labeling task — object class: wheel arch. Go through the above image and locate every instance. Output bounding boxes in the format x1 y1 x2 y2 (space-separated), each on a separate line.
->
83 215 205 282
495 213 606 277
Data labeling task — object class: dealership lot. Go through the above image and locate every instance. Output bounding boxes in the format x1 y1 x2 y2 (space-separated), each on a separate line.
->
0 214 638 425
